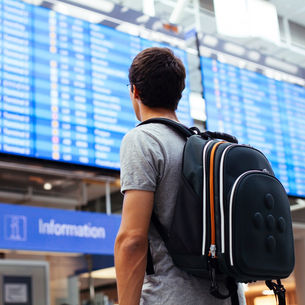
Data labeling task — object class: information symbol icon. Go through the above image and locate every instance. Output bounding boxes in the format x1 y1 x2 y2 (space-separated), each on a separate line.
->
4 215 27 242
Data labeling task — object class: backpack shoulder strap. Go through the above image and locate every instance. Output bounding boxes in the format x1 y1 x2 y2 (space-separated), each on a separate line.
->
138 118 238 143
138 118 195 138
266 280 286 305
146 211 169 275
139 118 193 275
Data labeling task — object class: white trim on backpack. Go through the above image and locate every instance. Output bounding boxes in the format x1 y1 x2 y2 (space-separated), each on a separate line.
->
219 144 236 254
229 170 260 266
202 140 213 255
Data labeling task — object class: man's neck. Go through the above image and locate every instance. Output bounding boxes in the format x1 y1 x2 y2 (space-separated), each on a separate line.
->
139 105 179 122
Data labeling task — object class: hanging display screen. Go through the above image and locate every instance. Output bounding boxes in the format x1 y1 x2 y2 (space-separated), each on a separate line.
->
0 0 192 170
201 56 305 197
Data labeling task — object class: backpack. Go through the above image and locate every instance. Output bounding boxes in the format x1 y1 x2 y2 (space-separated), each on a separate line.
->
139 118 295 305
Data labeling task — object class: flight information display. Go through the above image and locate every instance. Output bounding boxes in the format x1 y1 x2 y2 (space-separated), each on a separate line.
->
0 0 192 170
201 56 305 197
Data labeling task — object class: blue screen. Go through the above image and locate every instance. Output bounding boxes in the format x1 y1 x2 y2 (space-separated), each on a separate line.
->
201 56 305 197
0 0 193 170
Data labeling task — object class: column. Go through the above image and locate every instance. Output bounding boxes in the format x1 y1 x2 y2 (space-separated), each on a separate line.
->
67 275 79 305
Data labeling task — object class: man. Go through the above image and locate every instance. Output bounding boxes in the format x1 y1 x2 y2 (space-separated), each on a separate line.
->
115 47 245 305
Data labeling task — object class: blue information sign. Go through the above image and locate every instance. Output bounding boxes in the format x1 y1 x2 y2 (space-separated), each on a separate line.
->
0 0 193 170
0 203 121 254
201 56 305 198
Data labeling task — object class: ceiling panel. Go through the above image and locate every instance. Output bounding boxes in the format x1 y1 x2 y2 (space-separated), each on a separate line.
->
291 14 305 28
270 0 305 27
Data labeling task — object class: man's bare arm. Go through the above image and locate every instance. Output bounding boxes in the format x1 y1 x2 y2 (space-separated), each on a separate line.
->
114 190 154 305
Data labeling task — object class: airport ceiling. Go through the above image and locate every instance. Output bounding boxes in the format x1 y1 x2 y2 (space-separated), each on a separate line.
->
270 0 305 28
39 0 305 68
69 0 305 33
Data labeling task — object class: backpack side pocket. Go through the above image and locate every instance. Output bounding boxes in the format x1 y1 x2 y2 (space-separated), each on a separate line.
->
225 170 294 281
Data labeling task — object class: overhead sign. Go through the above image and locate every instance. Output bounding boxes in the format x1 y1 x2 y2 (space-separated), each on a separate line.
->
201 55 305 197
0 203 121 254
0 0 192 171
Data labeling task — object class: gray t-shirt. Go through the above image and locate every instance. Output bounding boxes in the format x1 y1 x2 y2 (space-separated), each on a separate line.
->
120 122 246 305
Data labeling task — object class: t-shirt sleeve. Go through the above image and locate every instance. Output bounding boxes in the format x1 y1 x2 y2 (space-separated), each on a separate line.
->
120 128 165 193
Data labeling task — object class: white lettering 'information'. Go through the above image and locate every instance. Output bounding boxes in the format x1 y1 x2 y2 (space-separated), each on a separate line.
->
38 219 106 239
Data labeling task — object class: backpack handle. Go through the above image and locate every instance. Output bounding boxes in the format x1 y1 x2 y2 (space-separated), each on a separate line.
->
201 131 238 144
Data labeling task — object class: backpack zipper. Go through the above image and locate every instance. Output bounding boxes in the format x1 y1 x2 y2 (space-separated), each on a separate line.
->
202 140 213 255
219 144 237 253
208 141 224 258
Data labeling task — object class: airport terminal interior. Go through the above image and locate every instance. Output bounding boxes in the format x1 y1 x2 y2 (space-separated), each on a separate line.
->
0 0 304 304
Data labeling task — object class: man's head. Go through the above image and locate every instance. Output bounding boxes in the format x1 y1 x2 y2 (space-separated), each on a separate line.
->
128 47 186 111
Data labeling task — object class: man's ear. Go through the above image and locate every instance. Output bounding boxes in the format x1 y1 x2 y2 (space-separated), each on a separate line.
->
133 85 140 100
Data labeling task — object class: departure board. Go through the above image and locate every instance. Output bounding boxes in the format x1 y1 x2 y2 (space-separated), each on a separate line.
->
201 56 305 197
0 0 192 170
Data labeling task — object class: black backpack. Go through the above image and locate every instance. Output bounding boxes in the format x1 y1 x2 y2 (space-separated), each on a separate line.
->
139 118 295 305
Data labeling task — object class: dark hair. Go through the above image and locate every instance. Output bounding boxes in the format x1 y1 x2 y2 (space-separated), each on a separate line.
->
128 47 186 111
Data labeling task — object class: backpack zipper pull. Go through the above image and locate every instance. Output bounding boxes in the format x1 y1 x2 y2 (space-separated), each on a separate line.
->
209 244 216 258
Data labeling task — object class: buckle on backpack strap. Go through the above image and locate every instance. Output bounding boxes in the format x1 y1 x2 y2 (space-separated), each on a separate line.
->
265 280 286 305
208 259 218 292
208 259 232 300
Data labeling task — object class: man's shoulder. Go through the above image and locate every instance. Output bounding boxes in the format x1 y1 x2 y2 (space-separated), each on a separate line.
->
123 123 183 144
121 125 158 147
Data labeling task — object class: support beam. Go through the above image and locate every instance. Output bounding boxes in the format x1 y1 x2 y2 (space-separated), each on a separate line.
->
81 182 88 206
105 181 111 215
193 0 201 32
143 0 155 17
0 190 78 206
68 276 79 305
0 160 116 183
169 0 189 24
158 0 214 16
283 17 291 46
